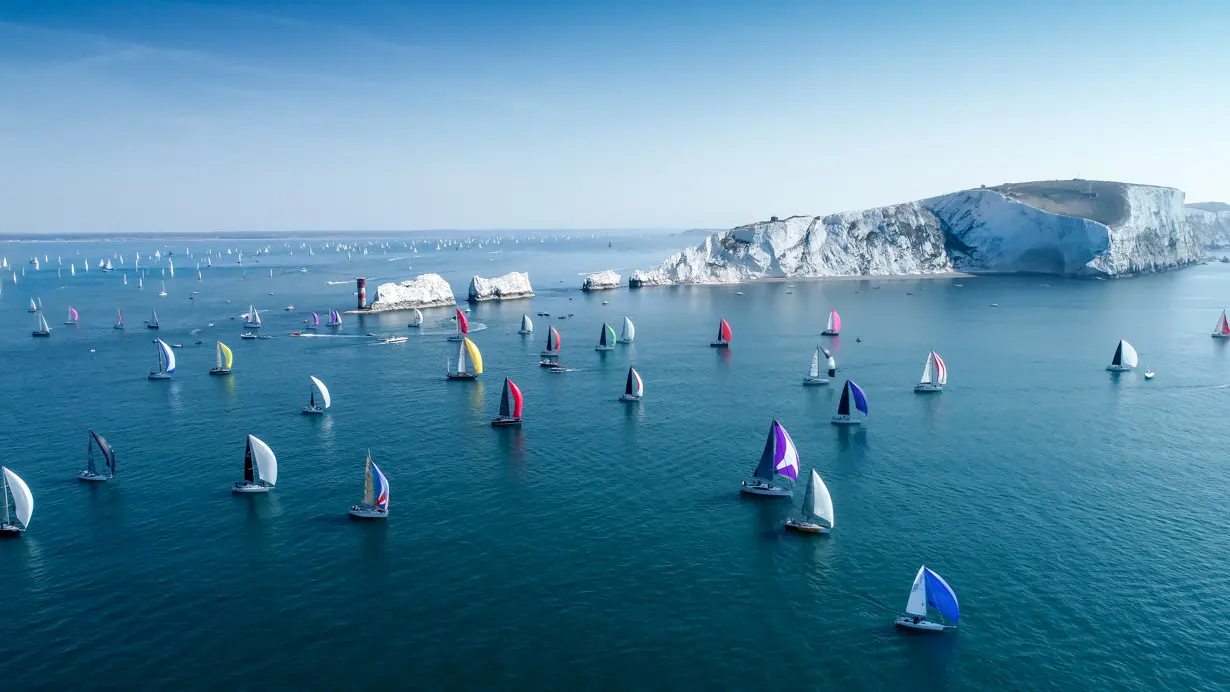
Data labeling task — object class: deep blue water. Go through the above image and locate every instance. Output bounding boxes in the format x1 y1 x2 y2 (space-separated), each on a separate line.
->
2 236 1230 690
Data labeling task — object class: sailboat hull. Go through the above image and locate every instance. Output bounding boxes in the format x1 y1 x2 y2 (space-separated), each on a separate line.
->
446 334 465 342
32 331 50 337
232 481 272 494
1213 333 1230 339
709 340 730 348
491 417 522 427
0 523 24 536
1106 365 1132 372
518 329 531 334
349 506 388 519
595 345 615 351
619 394 641 402
540 350 560 357
113 324 124 330
821 330 839 336
914 383 943 392
740 481 792 497
895 617 949 632
243 323 261 329
78 471 111 482
830 414 861 426
446 372 479 380
146 324 159 329
209 368 232 376
301 405 324 414
408 324 421 329
802 377 830 386
147 372 171 380
785 520 830 534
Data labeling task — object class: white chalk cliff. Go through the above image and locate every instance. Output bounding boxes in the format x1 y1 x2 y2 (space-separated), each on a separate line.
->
582 270 622 291
362 273 456 312
468 272 534 302
632 180 1210 284
1186 203 1230 249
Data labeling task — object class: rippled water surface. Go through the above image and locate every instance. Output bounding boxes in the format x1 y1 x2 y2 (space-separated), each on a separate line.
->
2 236 1230 690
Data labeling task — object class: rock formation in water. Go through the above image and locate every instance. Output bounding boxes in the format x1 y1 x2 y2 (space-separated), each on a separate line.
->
632 180 1211 284
581 270 622 291
468 272 534 302
363 273 456 312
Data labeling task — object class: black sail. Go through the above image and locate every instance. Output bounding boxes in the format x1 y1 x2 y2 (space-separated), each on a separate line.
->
243 439 255 482
837 382 851 415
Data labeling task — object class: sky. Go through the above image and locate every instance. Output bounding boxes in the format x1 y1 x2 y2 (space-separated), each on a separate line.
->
0 0 1227 234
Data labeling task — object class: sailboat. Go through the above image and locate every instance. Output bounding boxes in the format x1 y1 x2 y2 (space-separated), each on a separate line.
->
595 322 617 351
64 306 79 325
446 338 483 380
197 269 202 281
618 316 635 343
895 566 960 631
138 275 143 290
327 309 342 328
32 309 51 337
78 429 117 482
114 309 125 329
802 346 835 385
232 434 278 493
915 351 948 392
147 310 160 329
785 470 834 534
158 280 167 297
210 341 233 375
491 377 524 426
168 259 174 277
541 326 561 357
123 273 128 285
408 308 424 328
831 380 869 425
302 375 331 414
244 305 262 329
822 309 841 336
740 419 800 497
448 308 469 341
305 312 320 330
0 467 34 535
148 339 176 380
710 318 732 348
27 297 36 313
349 450 390 518
619 367 643 402
1106 340 1138 372
1213 310 1230 338
518 313 533 334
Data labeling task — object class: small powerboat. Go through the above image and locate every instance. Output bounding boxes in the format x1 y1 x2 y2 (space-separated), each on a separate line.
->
240 333 257 340
1144 368 1155 379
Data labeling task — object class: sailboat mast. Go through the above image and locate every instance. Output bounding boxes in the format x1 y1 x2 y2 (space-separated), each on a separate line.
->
1 473 8 525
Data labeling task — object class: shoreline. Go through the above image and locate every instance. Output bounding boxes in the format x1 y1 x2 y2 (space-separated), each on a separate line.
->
631 271 973 288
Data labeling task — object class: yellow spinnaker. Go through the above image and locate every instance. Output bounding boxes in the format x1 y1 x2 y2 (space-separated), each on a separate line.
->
464 337 483 374
218 341 233 369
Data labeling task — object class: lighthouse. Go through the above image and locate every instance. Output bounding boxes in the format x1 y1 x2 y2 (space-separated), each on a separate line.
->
357 277 368 310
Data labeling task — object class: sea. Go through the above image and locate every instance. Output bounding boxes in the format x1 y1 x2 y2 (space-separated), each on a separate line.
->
1 233 1229 691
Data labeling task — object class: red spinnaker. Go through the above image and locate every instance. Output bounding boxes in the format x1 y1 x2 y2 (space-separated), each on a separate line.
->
509 378 523 418
719 318 732 342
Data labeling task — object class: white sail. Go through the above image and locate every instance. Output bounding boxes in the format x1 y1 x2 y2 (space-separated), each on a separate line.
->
247 435 278 486
521 314 534 332
310 376 331 409
251 306 261 325
919 353 934 385
621 316 635 342
157 339 176 373
455 339 468 374
1119 341 1138 368
3 467 33 529
809 347 820 378
802 470 834 528
37 312 50 332
905 566 928 617
412 308 424 326
168 259 174 277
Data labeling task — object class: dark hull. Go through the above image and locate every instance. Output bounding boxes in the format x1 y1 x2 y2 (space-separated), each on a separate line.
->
491 417 522 427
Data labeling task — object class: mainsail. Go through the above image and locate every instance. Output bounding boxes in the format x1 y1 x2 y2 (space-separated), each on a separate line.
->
920 351 948 385
801 469 833 528
362 452 390 510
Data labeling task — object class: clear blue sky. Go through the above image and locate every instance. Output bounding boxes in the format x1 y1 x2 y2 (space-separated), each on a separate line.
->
0 0 1227 233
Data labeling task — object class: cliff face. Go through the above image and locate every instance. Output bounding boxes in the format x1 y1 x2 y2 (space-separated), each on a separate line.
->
1186 207 1230 248
468 272 534 302
632 180 1210 285
362 273 456 312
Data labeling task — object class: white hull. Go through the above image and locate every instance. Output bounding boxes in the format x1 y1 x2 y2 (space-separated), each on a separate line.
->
831 414 861 426
914 383 943 392
232 482 272 493
518 329 531 334
619 394 641 402
895 617 949 632
148 372 171 380
1144 371 1155 379
0 523 25 535
595 346 615 351
740 481 792 497
785 519 830 534
802 377 829 386
349 506 389 519
1105 365 1133 372
302 405 324 414
78 471 111 482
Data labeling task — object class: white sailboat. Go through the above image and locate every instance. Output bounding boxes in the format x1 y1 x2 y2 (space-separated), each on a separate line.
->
64 306 79 325
79 429 117 481
1213 310 1230 338
0 467 34 535
210 341 233 375
114 309 125 329
821 309 841 336
148 339 175 379
32 309 51 337
232 434 278 493
302 375 331 414
168 258 174 277
349 451 390 518
802 346 834 385
1106 340 1138 372
327 309 342 328
740 419 800 497
244 305 262 329
27 297 36 313
618 316 635 343
408 308 424 328
895 566 960 632
158 280 167 297
147 310 160 329
785 470 833 534
619 367 643 401
914 351 948 392
518 313 533 334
